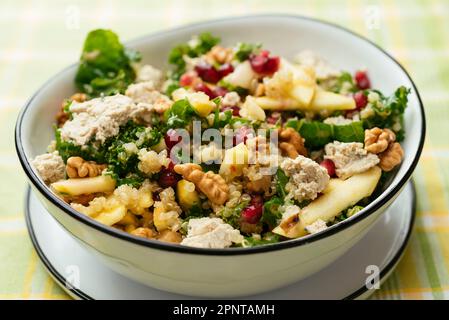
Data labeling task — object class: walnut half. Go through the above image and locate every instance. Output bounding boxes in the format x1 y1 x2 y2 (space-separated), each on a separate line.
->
66 156 107 178
364 127 396 154
174 163 229 205
364 127 404 172
279 127 308 158
379 142 404 172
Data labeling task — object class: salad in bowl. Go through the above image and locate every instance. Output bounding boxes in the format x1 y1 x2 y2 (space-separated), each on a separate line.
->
31 29 408 249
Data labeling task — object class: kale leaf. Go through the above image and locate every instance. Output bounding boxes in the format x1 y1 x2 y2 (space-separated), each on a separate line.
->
262 196 283 229
234 42 261 61
276 168 289 199
164 98 199 129
363 86 410 141
75 29 140 97
242 233 281 247
286 118 365 149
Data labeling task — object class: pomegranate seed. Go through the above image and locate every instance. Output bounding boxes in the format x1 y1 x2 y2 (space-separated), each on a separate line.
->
355 70 371 90
179 72 195 87
195 62 221 84
164 129 182 152
353 91 368 110
158 170 180 188
249 50 280 75
241 205 263 224
158 161 181 188
320 159 336 177
222 105 240 116
211 86 228 98
194 82 214 98
218 63 234 78
152 192 161 201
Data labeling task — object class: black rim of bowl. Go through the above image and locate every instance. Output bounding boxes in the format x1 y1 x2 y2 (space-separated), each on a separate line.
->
24 181 417 300
15 14 426 255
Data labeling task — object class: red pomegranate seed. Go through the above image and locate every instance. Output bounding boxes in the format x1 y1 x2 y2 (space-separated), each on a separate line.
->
218 63 234 78
158 161 181 188
249 50 280 75
222 105 240 116
355 70 371 90
194 82 214 98
211 86 228 98
164 129 182 152
179 72 195 87
158 170 180 188
241 204 263 224
320 159 336 177
353 91 368 110
195 63 221 84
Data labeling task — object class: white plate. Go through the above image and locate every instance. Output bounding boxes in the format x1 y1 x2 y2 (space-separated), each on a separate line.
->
25 181 416 300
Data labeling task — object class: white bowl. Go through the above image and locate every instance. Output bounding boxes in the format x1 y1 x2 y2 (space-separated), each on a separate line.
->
15 15 425 298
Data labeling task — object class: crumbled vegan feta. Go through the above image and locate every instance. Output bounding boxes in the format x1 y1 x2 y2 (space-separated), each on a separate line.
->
280 155 330 202
31 151 65 184
136 64 163 88
222 91 241 106
60 94 138 145
294 50 341 80
305 219 328 234
181 217 244 248
125 81 172 115
324 141 380 180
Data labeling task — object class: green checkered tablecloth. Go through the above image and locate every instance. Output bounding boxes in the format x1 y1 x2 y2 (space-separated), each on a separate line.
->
1 0 448 300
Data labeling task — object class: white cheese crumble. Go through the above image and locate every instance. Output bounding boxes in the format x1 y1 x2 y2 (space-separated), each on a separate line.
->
294 50 341 80
324 141 380 180
136 64 163 88
222 91 241 106
125 81 172 115
280 155 330 202
60 94 139 146
181 217 244 249
305 219 328 234
31 151 65 184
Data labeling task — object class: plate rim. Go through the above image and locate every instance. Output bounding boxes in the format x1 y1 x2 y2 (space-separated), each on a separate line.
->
16 13 425 256
24 181 417 300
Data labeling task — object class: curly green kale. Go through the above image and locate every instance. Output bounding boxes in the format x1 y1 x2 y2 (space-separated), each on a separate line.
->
362 86 410 141
234 42 261 62
75 29 141 97
55 121 162 187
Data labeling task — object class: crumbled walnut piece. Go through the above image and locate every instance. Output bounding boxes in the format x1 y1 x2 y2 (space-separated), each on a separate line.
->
379 142 404 171
279 127 308 158
365 127 396 154
174 163 229 205
66 156 107 178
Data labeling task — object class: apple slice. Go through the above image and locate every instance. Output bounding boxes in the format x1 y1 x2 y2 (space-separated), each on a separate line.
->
51 175 116 196
254 96 300 111
273 166 381 238
290 84 315 107
307 89 356 111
